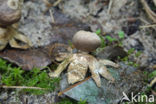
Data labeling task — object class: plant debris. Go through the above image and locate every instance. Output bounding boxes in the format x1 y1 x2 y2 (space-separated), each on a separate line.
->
141 0 156 23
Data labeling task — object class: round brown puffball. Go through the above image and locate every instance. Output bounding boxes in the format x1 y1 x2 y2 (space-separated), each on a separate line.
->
0 0 22 27
72 30 101 52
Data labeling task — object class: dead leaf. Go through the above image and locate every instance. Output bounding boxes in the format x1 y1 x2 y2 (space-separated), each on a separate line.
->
0 48 51 70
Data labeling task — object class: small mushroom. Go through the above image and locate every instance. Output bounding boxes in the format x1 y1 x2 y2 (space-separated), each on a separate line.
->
72 30 101 52
0 0 22 27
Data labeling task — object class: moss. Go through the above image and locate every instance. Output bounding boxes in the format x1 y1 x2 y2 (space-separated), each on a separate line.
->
0 58 60 95
95 29 106 48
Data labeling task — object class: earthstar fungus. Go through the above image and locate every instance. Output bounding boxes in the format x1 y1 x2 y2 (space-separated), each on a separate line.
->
0 0 31 50
49 30 119 87
0 0 22 27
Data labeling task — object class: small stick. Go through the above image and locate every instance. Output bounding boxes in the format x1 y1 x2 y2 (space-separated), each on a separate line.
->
139 24 156 29
53 0 62 7
150 77 156 87
107 0 113 14
49 9 55 23
58 77 91 96
0 85 45 90
139 17 156 30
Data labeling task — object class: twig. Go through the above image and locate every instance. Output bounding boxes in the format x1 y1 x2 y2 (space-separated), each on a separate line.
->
107 0 113 14
49 9 55 23
0 85 45 90
139 17 150 24
139 17 156 30
141 0 156 23
153 0 156 6
150 77 156 87
139 24 156 29
58 77 91 96
53 0 62 7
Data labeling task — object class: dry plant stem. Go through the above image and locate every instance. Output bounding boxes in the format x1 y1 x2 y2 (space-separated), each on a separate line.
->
139 17 151 24
150 77 156 87
141 0 156 23
107 0 113 14
139 24 156 29
0 85 45 90
53 0 62 7
49 9 55 23
153 0 156 6
139 17 156 30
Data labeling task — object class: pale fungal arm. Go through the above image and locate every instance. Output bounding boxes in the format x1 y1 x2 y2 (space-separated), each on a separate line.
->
0 27 14 50
67 54 89 84
49 58 71 78
89 58 101 87
0 28 8 50
9 31 32 49
14 32 32 46
99 59 119 68
99 65 115 82
0 43 7 51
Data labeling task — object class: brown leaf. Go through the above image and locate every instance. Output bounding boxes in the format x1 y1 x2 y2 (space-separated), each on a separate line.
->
0 48 51 70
